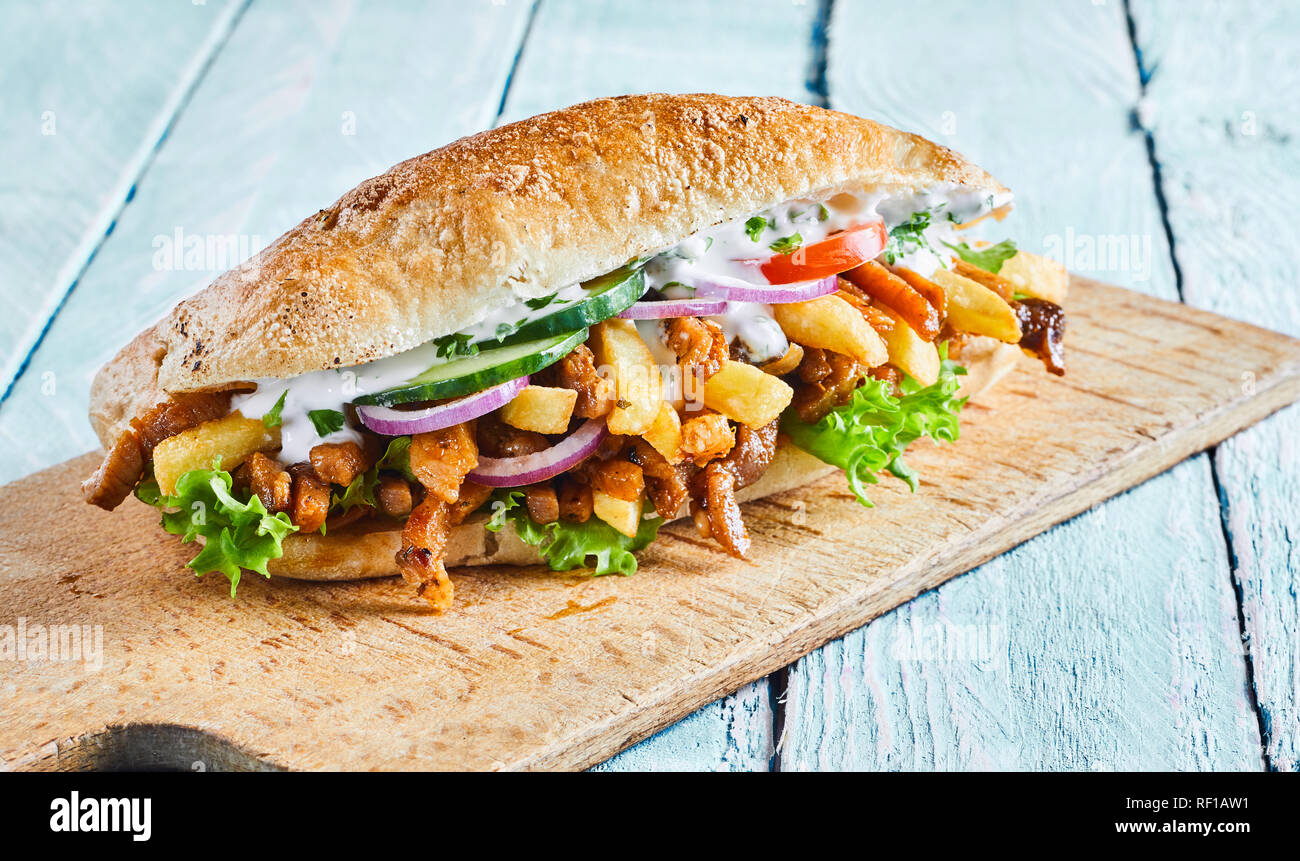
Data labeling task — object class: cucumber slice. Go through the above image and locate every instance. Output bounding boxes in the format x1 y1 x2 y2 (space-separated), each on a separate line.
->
495 266 644 344
353 328 588 407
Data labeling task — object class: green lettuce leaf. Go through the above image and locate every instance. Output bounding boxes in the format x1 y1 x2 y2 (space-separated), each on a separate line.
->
137 465 297 596
944 239 1018 274
782 345 968 506
483 490 662 576
375 435 416 481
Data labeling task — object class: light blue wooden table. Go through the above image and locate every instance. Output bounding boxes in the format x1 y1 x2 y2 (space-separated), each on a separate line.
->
2 0 1295 771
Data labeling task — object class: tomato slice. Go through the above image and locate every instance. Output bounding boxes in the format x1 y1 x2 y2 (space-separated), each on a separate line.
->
742 221 887 285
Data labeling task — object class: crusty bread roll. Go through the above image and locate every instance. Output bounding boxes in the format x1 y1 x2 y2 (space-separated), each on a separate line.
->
86 93 1021 580
87 93 1005 447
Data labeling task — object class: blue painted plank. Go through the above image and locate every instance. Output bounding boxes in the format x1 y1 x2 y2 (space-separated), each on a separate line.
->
0 0 533 482
499 0 821 124
1131 0 1300 770
499 0 826 770
780 458 1260 770
777 0 1260 769
0 0 244 395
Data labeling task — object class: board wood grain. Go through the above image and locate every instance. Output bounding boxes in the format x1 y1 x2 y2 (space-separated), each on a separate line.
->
1 277 1296 771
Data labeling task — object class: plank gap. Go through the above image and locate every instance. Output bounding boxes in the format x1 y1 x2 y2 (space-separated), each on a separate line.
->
493 0 544 127
804 0 834 107
1125 0 1270 771
1122 0 1185 302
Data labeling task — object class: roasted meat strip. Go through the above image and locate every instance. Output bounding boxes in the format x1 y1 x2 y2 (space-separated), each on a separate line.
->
398 424 478 610
82 390 235 510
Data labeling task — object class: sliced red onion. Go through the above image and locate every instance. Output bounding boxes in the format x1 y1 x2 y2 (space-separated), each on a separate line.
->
355 375 529 436
618 297 729 319
694 273 837 304
468 418 607 487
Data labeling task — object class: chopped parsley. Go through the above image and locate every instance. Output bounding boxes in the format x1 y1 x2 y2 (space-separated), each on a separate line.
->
261 390 288 428
883 209 940 266
744 216 770 242
769 233 803 255
433 332 480 359
307 409 346 437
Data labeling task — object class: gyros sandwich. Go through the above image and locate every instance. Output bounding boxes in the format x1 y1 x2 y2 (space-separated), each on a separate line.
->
83 94 1068 610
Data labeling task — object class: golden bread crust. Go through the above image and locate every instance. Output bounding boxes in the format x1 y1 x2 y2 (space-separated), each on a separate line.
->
88 94 1005 447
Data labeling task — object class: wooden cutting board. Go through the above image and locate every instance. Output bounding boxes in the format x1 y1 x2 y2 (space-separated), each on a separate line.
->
2 276 1298 772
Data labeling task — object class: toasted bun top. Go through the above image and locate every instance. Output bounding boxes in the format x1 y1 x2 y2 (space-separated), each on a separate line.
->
88 93 1007 446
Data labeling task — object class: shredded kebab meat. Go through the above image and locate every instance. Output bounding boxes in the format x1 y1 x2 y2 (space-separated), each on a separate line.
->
309 441 369 487
82 390 236 510
288 462 331 533
539 342 613 418
792 346 871 424
842 263 941 340
664 316 728 384
557 476 594 523
246 451 291 512
688 420 780 558
397 423 478 611
1013 298 1067 376
376 474 414 518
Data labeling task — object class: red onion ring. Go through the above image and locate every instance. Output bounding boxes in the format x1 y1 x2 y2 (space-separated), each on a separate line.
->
355 375 529 436
618 297 729 319
694 273 837 304
467 418 608 487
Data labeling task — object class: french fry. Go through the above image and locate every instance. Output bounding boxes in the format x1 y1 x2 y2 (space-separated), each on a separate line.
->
500 385 577 434
152 412 281 495
842 261 941 340
588 319 661 435
952 259 1015 301
642 401 685 464
771 293 888 366
703 360 793 428
592 487 643 538
998 251 1069 304
930 268 1023 344
878 305 941 386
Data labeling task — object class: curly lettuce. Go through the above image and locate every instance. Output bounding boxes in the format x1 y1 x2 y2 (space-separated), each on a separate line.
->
782 345 968 506
136 466 297 596
483 490 662 576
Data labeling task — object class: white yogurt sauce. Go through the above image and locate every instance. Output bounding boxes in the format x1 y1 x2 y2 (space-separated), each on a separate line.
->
235 183 1009 463
233 281 604 463
645 183 1008 363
